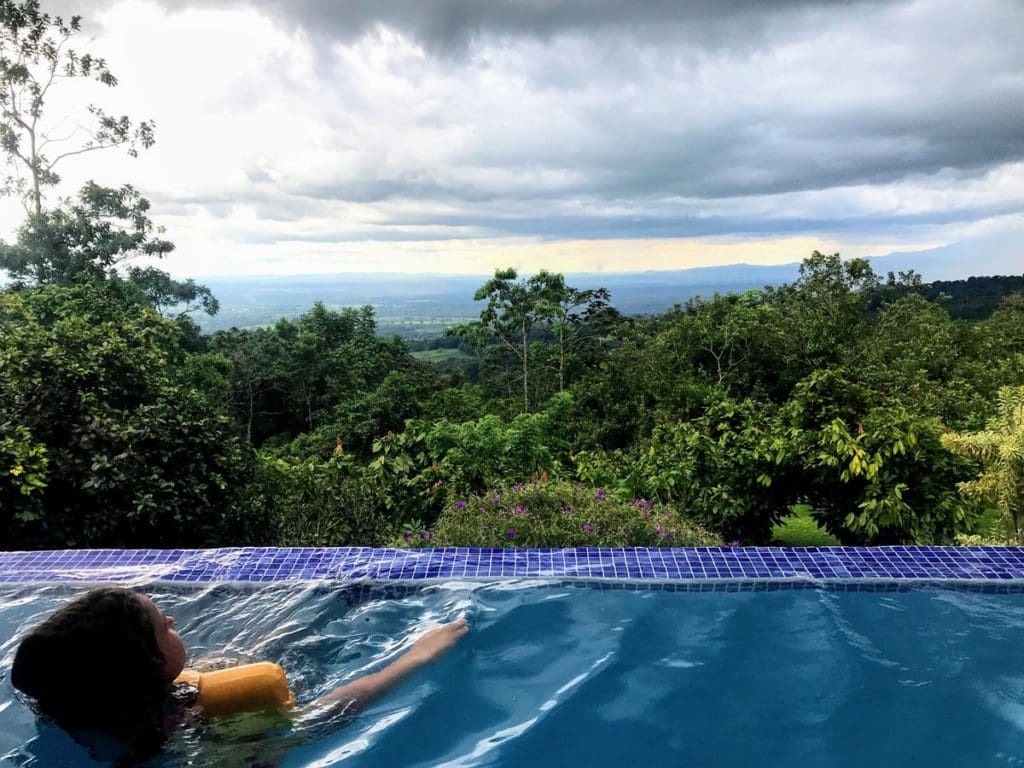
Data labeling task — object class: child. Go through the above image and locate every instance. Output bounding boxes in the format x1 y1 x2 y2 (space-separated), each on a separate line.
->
10 586 469 762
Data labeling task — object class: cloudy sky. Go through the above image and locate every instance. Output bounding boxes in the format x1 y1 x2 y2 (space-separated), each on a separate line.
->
3 0 1023 276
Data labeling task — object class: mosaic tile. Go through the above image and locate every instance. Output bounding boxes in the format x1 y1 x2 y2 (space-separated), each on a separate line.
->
3 547 1024 587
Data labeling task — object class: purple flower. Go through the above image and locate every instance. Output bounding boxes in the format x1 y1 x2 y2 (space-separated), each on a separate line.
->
507 529 517 538
420 530 433 541
580 522 594 533
404 530 414 540
456 500 466 510
630 498 639 506
492 497 501 506
513 505 527 516
575 481 583 488
639 499 653 511
512 482 523 491
595 489 606 501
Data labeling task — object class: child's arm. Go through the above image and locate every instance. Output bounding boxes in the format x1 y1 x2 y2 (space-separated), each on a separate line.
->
301 617 469 720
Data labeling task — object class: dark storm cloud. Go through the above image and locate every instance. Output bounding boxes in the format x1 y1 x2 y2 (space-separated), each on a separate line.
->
62 0 1024 243
142 0 878 52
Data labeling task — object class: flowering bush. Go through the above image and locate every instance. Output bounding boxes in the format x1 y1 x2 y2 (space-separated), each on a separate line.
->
393 480 721 548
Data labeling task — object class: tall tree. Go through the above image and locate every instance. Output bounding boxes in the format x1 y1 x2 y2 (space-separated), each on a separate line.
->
453 269 546 412
531 271 611 392
0 0 154 216
209 327 285 444
453 269 608 412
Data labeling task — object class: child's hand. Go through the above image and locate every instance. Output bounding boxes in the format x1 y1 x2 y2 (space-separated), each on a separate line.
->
408 617 470 664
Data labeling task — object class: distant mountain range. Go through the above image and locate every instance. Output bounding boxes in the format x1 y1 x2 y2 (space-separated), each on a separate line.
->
4 230 1018 334
195 230 1023 333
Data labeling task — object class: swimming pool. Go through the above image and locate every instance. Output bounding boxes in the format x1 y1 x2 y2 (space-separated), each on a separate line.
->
3 547 1024 766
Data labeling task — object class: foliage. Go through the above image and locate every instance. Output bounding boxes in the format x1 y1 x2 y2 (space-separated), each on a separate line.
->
759 251 879 397
850 294 984 427
415 392 575 497
395 480 722 548
125 265 219 318
2 242 1021 550
241 454 401 547
576 396 793 543
942 386 1024 543
661 290 777 396
0 420 47 522
451 268 611 412
871 274 1024 320
0 182 174 287
0 282 264 548
784 370 976 544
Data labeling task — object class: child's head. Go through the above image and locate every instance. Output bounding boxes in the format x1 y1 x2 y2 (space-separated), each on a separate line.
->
10 587 186 737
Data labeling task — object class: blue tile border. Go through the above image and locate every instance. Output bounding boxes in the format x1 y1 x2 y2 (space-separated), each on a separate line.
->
2 546 1024 584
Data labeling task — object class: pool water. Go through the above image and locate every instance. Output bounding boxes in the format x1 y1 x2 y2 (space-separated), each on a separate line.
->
3 581 1024 766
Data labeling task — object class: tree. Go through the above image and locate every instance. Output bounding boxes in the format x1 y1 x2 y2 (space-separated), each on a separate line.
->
851 293 984 428
452 268 542 412
453 268 609 412
0 181 173 286
762 252 880 395
0 281 264 548
942 386 1024 543
210 327 286 444
0 0 154 216
784 370 974 544
125 266 219 319
531 272 611 392
0 420 47 525
574 395 794 543
647 290 776 400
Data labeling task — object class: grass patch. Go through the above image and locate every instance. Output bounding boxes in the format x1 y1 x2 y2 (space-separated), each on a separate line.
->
771 505 842 547
413 348 472 362
973 506 1016 544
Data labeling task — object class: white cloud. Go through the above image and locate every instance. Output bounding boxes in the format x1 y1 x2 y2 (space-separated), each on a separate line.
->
0 0 1020 275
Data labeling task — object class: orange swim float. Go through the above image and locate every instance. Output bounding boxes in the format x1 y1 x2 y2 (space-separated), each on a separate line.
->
175 662 295 717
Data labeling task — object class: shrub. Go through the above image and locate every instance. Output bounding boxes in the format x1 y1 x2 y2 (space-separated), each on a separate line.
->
786 370 978 544
241 453 412 547
941 385 1024 543
576 397 795 544
393 480 722 548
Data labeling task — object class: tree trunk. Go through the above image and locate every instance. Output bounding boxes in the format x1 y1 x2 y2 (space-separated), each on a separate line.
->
558 323 565 392
246 381 255 444
29 127 41 217
522 321 529 413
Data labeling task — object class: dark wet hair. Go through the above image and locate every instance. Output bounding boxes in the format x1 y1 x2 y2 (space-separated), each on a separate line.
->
10 587 172 743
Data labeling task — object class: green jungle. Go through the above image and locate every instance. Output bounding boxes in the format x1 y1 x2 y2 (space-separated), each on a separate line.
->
1 3 1023 553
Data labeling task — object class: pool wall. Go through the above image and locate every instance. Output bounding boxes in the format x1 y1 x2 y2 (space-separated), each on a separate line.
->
2 546 1024 586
